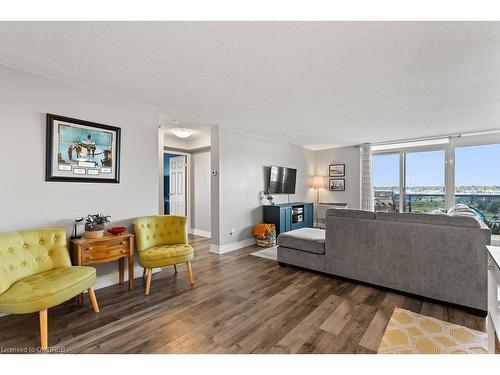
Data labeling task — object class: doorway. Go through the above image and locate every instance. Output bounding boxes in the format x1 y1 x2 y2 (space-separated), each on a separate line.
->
163 152 188 216
158 120 212 239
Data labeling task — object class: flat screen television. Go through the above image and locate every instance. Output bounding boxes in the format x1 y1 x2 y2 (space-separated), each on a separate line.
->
268 165 297 194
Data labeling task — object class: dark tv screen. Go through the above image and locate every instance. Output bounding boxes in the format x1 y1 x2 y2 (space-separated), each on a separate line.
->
268 166 297 194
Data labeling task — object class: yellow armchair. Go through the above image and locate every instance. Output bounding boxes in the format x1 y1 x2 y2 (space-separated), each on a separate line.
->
133 215 194 295
0 228 99 351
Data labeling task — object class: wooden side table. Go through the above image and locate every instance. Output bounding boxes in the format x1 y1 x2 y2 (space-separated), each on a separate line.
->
70 232 135 306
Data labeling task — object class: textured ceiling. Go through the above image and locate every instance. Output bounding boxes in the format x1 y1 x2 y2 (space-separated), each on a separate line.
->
1 22 500 149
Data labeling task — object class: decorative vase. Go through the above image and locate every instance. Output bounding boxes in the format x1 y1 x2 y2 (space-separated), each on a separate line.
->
85 224 105 238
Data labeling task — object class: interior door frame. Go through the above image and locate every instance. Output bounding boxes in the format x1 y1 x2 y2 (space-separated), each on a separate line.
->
160 149 191 221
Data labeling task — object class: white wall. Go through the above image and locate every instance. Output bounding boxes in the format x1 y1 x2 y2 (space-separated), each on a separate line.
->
210 126 221 246
190 150 211 235
163 133 210 150
214 126 315 247
0 65 160 277
314 146 361 209
163 135 194 150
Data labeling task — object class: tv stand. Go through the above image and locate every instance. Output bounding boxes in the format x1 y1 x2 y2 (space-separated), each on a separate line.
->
263 202 313 236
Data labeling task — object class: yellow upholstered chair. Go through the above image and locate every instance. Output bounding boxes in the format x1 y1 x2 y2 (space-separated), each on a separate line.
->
133 215 194 295
0 228 99 351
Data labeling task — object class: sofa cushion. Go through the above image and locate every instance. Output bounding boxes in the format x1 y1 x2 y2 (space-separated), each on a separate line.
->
278 228 325 255
0 266 96 314
138 243 194 268
447 204 486 223
375 212 481 228
326 208 376 220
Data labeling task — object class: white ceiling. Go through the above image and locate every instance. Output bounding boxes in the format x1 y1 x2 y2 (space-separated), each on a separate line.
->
1 22 500 150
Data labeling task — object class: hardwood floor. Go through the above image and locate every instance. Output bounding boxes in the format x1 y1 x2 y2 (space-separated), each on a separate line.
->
0 235 485 354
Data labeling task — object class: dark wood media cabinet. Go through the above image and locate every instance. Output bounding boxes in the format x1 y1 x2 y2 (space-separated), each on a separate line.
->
263 202 314 235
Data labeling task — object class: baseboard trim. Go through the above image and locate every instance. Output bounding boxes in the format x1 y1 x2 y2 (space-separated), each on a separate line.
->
190 228 211 238
210 238 255 254
0 266 161 318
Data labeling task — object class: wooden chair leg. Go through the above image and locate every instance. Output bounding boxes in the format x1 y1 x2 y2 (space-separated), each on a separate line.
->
39 309 48 352
186 261 194 285
142 268 146 279
173 264 178 274
87 287 100 313
145 268 152 296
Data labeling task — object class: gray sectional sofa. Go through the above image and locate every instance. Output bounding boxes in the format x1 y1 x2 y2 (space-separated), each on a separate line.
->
277 209 491 311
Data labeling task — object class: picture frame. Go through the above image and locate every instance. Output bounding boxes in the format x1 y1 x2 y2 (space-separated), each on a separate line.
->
329 163 345 177
45 114 121 183
329 178 345 191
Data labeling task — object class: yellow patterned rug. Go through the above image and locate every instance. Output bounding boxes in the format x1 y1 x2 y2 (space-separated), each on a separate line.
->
377 308 487 354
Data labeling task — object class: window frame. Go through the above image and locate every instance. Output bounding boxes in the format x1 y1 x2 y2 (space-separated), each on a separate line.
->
372 132 500 213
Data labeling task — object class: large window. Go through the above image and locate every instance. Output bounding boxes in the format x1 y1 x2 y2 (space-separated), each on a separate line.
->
455 143 500 234
373 153 399 212
372 136 500 235
404 150 445 213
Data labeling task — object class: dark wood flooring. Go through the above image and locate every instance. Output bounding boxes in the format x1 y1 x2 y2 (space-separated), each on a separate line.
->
0 235 486 353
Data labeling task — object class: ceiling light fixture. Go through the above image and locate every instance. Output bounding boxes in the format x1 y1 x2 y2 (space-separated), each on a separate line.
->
170 128 193 138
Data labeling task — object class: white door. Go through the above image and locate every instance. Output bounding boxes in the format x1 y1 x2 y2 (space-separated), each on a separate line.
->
169 155 186 216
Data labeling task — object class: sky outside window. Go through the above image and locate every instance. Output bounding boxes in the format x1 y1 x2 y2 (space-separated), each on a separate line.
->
455 144 500 189
374 145 500 190
374 151 445 189
373 153 399 189
405 150 444 190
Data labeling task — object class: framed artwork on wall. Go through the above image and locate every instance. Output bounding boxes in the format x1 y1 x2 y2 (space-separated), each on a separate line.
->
45 114 121 183
329 164 345 177
329 178 345 191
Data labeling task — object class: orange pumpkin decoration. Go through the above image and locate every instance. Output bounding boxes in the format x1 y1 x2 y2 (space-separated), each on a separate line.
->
253 223 276 240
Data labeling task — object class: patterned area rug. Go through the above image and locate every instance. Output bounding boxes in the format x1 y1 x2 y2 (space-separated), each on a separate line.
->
378 308 487 354
250 246 277 261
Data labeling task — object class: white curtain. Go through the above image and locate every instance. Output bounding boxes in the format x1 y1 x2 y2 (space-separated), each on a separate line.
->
360 143 374 211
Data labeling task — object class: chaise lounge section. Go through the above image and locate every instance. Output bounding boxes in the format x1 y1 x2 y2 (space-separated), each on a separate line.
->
277 209 491 312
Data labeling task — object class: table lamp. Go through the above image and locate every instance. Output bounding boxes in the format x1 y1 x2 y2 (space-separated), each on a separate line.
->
312 176 323 204
312 176 324 227
70 217 84 239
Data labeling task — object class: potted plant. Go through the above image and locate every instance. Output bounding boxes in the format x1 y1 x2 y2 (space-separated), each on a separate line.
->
264 187 274 206
85 214 111 238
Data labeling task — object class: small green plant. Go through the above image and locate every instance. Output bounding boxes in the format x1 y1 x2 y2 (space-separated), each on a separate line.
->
85 214 111 231
264 187 274 205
